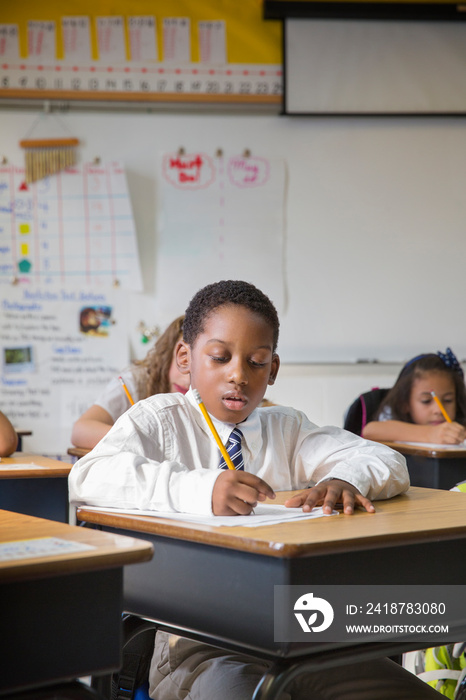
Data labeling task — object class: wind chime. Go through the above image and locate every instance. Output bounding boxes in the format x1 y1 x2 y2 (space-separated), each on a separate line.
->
19 137 80 184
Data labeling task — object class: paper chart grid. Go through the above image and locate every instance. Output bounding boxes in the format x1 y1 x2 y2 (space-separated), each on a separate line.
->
0 161 143 290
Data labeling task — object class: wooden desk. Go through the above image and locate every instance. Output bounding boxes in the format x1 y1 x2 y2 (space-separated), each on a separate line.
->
68 446 90 459
381 441 466 490
15 428 32 451
77 487 466 699
0 454 72 522
0 509 153 695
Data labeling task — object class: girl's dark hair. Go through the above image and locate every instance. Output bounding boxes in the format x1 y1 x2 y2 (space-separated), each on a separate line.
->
182 280 280 351
134 315 184 398
377 353 466 425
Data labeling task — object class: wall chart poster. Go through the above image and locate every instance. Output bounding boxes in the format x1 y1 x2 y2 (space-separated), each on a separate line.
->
0 285 129 454
0 160 143 290
154 151 286 324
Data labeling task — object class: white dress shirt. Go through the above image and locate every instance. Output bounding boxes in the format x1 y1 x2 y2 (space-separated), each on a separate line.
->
69 388 409 515
378 405 393 421
94 366 143 422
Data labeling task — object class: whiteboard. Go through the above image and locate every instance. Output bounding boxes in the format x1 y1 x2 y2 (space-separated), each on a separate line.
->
2 108 466 364
285 19 466 114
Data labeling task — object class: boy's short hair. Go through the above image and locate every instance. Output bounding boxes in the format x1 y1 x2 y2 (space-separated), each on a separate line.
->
183 280 280 351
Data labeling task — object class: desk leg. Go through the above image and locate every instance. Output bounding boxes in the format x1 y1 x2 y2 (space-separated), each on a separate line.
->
252 659 305 700
252 652 437 700
252 651 359 700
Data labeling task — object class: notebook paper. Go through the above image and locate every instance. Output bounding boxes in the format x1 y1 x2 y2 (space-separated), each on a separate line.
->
81 503 338 528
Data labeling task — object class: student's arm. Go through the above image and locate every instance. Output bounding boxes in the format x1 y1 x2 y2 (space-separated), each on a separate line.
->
69 401 222 515
0 411 18 456
363 419 466 445
71 405 114 450
288 419 410 506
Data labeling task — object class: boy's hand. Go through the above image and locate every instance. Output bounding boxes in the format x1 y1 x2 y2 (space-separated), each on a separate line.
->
430 421 466 445
284 479 375 515
212 471 275 516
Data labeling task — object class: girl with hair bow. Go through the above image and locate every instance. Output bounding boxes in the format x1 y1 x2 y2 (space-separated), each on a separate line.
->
363 348 466 445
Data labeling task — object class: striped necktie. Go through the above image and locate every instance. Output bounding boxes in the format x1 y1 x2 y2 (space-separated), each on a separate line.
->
219 427 244 470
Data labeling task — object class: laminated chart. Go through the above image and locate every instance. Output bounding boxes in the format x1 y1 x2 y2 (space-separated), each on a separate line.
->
154 151 286 324
0 161 143 290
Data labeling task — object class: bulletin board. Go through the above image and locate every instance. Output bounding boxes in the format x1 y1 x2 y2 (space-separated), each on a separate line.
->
0 0 282 105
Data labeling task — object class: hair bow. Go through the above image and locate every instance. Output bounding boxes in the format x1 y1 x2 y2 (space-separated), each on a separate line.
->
437 347 464 379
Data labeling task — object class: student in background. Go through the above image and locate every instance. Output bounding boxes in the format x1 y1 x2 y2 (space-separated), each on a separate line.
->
70 280 438 699
363 348 466 444
0 410 18 456
71 315 189 450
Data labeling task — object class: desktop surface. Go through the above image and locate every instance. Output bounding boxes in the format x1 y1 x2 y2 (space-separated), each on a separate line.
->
78 486 466 557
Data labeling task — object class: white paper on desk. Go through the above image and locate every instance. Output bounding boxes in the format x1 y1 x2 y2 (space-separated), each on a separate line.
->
0 463 48 470
0 537 95 561
82 503 338 527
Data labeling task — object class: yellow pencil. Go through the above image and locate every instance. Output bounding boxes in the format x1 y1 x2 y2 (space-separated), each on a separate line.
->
119 376 135 406
431 391 451 423
193 389 235 470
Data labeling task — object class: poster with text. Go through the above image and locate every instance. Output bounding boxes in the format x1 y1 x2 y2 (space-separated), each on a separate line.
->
0 285 129 454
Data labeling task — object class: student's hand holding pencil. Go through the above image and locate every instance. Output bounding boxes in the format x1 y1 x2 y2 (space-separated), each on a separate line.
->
429 391 466 443
428 421 466 444
212 471 275 516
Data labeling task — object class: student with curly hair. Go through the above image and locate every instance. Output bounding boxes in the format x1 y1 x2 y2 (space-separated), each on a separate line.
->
71 315 189 450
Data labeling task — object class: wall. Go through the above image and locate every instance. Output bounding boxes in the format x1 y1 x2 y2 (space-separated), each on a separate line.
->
1 104 464 433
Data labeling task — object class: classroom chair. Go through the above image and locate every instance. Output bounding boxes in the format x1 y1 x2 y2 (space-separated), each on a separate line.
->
343 388 390 436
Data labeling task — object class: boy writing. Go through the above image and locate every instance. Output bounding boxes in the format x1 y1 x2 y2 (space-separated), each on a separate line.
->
69 280 438 699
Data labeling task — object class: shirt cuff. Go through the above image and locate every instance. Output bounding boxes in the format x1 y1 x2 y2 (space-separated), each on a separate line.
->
176 468 222 516
315 468 370 497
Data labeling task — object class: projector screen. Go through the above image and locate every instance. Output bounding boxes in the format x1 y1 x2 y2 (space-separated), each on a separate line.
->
285 18 466 114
